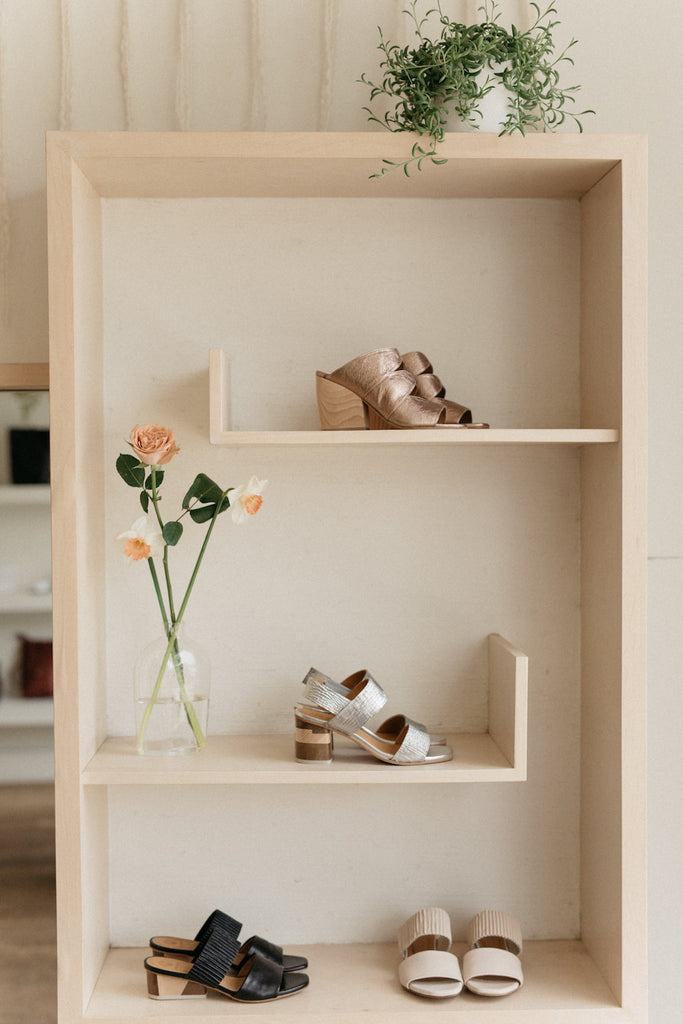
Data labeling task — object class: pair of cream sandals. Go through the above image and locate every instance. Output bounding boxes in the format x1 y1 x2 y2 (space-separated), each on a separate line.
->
398 908 523 999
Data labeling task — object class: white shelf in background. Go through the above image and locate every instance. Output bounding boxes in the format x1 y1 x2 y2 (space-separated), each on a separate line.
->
0 484 50 505
0 592 52 613
0 697 53 727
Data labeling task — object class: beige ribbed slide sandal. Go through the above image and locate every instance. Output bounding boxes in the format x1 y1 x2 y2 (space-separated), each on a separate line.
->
398 907 463 998
462 910 523 997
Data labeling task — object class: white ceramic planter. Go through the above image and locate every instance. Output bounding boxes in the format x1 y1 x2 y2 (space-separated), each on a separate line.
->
445 67 510 132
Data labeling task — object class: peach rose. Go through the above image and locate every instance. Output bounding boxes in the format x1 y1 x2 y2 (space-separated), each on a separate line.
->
129 424 179 466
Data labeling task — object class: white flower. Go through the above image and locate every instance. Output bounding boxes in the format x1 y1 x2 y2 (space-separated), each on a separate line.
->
230 476 267 524
115 515 165 564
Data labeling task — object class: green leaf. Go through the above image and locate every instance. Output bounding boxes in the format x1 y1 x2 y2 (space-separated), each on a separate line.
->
116 453 145 488
189 491 231 523
146 470 164 490
182 473 226 510
139 490 149 513
162 521 183 546
189 504 218 524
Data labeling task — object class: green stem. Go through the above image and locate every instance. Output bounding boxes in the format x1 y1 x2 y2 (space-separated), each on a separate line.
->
175 493 226 623
136 492 226 753
150 467 178 623
135 619 207 753
147 471 200 742
147 558 169 633
149 558 205 746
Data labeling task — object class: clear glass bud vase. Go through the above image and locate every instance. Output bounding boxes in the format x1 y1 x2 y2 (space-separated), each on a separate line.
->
134 627 210 755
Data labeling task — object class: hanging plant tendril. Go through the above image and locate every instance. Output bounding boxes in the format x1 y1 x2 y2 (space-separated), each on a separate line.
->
359 1 594 178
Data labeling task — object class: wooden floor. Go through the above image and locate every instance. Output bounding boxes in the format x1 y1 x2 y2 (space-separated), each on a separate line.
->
0 784 57 1024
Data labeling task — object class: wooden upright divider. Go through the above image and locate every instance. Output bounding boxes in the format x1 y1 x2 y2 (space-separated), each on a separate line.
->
47 132 647 1023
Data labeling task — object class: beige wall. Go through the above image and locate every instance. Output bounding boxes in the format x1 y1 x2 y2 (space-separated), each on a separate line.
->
0 2 679 1019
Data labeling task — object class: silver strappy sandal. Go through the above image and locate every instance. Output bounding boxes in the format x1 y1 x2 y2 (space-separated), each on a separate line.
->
294 668 452 765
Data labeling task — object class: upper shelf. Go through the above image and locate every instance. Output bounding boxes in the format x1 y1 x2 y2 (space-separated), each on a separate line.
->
210 428 618 447
50 131 644 201
209 349 618 446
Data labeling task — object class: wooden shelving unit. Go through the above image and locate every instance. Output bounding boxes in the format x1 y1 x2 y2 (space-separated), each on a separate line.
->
47 131 647 1023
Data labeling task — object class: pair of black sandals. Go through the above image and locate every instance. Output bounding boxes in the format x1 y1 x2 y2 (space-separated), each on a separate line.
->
145 908 309 1003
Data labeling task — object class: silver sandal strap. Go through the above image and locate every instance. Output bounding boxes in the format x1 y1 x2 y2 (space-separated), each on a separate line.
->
301 671 387 735
329 674 387 734
392 720 432 764
301 666 337 691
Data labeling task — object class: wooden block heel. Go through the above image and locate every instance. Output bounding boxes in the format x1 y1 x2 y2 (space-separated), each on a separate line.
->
146 969 207 999
295 713 333 763
315 373 367 430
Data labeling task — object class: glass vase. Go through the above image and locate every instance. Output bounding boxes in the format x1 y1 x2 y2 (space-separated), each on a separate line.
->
134 627 210 755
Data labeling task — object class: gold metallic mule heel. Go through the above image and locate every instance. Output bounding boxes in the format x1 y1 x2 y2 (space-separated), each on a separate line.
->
401 350 489 427
316 348 455 430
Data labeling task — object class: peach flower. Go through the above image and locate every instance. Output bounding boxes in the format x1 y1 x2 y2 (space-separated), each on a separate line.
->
116 516 165 564
129 424 179 466
230 477 267 524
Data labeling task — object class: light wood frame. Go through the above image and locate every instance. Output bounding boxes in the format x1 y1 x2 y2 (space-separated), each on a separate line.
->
46 131 647 1023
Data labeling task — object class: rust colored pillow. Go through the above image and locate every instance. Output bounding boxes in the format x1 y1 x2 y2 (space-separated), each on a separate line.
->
19 636 53 698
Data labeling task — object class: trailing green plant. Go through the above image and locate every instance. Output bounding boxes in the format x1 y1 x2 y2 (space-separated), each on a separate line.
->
359 0 594 177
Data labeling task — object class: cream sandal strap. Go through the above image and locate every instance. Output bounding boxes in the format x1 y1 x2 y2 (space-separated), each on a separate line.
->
463 946 523 986
398 907 452 955
398 950 463 993
467 910 522 955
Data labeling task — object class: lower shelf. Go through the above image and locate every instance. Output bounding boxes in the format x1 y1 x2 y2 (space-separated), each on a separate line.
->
86 942 620 1021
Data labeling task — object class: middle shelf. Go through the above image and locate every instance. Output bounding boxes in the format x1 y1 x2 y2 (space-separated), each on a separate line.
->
83 730 520 785
84 632 527 785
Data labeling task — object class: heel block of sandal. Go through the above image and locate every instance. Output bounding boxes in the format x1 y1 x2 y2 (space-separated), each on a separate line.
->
295 712 333 763
145 960 207 1000
316 373 367 430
